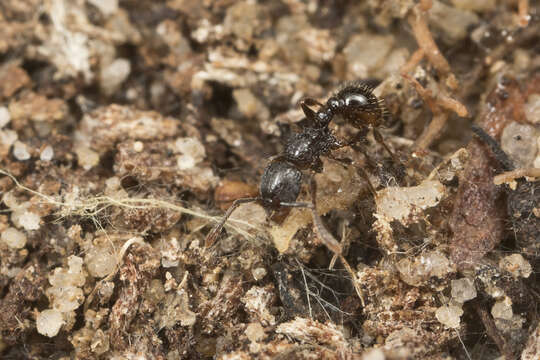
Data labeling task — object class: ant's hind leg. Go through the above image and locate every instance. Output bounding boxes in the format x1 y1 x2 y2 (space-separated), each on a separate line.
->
308 177 366 306
307 177 342 255
205 197 259 247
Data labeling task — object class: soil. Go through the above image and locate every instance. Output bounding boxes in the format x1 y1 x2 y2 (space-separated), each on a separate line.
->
0 1 539 359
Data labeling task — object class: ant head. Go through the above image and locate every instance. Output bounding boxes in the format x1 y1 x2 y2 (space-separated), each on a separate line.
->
333 83 384 127
336 85 372 110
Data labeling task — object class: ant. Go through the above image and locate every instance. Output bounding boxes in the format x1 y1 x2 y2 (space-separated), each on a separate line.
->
205 82 397 305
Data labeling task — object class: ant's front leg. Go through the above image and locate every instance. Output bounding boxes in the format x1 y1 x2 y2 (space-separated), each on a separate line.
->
373 128 403 166
300 98 324 125
328 149 378 197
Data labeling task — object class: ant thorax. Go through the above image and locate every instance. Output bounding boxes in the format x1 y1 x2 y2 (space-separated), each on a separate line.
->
283 127 338 170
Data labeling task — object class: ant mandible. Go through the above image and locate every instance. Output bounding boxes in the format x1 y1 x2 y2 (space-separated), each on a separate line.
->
205 82 396 304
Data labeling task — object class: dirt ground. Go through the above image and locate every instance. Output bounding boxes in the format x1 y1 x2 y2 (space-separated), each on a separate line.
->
0 0 539 359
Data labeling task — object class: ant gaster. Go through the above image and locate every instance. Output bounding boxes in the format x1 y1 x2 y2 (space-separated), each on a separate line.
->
206 83 395 305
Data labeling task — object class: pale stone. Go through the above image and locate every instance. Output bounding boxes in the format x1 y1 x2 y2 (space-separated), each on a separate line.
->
85 247 116 278
344 34 394 77
40 145 54 161
436 304 463 329
13 141 31 160
1 227 27 249
175 137 206 170
451 278 477 303
100 58 131 96
0 107 10 128
87 0 118 16
245 322 265 343
492 297 513 320
36 309 64 337
501 122 538 168
19 211 41 231
499 254 532 278
75 146 100 170
524 94 540 124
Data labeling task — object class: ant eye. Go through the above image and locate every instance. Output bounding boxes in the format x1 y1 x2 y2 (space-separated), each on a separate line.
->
345 94 368 107
328 98 339 109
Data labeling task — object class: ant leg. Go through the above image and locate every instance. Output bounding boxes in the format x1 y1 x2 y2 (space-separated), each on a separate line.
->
205 197 259 247
327 138 379 197
278 201 314 208
308 176 366 306
307 177 342 255
300 98 324 125
356 167 378 197
373 128 402 166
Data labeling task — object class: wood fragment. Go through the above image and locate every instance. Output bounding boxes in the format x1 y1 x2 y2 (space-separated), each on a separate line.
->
494 168 540 185
407 3 454 88
474 302 515 360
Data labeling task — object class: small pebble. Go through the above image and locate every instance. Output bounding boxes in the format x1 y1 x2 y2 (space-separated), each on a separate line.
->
499 254 532 278
451 278 477 303
105 176 121 190
1 227 27 249
133 141 143 152
75 146 100 170
233 88 270 120
252 267 267 281
85 247 117 278
491 297 513 320
436 304 463 329
13 141 31 160
19 211 41 231
40 145 54 161
36 309 64 337
501 121 538 168
344 34 394 78
245 322 265 343
87 0 118 16
0 129 17 147
175 137 206 170
47 285 84 312
0 107 10 128
524 94 540 124
100 58 131 96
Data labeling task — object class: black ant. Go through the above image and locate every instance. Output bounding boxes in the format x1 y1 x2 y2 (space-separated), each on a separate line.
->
206 82 397 304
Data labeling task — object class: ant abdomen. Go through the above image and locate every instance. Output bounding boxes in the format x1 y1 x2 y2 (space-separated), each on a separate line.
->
259 161 302 213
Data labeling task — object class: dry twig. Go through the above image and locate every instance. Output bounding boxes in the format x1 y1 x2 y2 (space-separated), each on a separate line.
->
401 1 469 151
